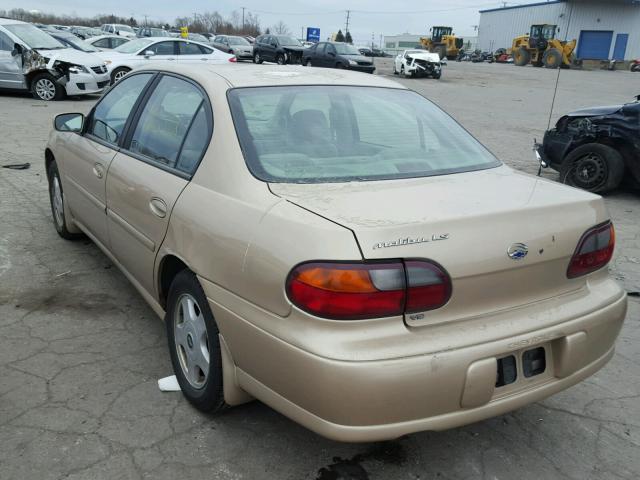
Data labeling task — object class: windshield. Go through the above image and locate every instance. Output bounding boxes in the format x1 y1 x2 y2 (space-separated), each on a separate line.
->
228 86 500 183
277 36 301 47
334 43 360 55
4 23 65 50
228 36 249 46
149 28 170 37
114 37 153 53
115 24 134 33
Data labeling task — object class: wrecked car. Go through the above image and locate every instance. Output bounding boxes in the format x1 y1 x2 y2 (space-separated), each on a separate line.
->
394 49 442 79
537 98 640 193
0 19 109 100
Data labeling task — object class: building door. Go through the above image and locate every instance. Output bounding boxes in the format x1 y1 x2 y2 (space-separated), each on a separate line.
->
613 34 629 61
577 30 613 60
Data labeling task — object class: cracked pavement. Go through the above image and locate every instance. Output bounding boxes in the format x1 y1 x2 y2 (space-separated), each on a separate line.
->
0 61 639 479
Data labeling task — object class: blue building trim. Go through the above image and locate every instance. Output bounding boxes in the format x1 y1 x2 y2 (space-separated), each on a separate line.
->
480 1 566 14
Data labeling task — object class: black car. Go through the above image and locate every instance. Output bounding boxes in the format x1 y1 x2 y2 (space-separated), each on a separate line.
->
537 98 640 193
303 42 375 73
253 34 304 64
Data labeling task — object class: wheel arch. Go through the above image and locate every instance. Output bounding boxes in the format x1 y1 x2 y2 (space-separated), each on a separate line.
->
157 253 190 309
44 148 55 181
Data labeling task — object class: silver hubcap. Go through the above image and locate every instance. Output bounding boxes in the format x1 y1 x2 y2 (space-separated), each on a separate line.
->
174 294 209 389
52 175 64 227
114 70 127 82
36 78 56 100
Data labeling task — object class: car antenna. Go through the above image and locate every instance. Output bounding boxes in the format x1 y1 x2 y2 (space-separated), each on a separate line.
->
538 2 575 177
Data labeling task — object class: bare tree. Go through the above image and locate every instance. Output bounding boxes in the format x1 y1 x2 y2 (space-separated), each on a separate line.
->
271 20 291 35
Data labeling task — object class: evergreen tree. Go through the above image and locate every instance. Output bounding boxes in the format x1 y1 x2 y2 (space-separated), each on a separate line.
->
345 31 353 44
335 29 345 42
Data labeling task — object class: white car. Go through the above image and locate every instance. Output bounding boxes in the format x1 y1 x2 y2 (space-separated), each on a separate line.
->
95 37 236 83
87 34 131 51
99 24 137 39
0 18 110 100
394 49 442 79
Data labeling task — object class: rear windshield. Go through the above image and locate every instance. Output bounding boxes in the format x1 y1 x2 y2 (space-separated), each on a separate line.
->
228 86 501 183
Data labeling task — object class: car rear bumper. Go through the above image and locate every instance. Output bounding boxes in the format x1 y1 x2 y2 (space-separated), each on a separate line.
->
203 278 627 442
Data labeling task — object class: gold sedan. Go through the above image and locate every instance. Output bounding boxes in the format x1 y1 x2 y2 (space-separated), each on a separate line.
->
45 64 627 442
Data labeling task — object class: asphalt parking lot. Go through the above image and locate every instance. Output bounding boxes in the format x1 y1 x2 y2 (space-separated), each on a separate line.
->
1 60 639 480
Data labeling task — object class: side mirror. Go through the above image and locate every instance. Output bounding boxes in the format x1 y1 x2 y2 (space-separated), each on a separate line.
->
11 43 22 57
144 50 155 58
54 113 84 133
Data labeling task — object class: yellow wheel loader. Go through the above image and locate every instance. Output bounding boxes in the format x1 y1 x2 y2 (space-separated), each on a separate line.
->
420 26 463 60
511 24 576 68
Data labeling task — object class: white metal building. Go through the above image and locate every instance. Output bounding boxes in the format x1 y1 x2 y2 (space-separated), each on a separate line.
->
383 34 478 55
478 0 640 60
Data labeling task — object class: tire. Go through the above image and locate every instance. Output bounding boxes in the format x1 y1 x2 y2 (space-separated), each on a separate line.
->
560 143 625 194
47 160 82 240
513 47 531 66
433 71 442 79
305 58 312 66
630 63 640 72
32 73 64 101
253 52 263 64
543 48 563 69
393 64 398 74
166 269 227 413
110 67 130 84
276 54 285 65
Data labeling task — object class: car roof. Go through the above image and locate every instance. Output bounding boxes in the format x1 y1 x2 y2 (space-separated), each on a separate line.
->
0 18 28 26
137 63 405 90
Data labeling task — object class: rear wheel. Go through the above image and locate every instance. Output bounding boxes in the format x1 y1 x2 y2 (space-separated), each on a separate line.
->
513 47 531 66
305 58 312 66
166 270 227 413
630 63 640 72
32 73 64 101
543 48 563 69
560 143 625 194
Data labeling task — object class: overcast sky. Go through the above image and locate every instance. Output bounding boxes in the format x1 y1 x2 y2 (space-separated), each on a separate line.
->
2 1 540 44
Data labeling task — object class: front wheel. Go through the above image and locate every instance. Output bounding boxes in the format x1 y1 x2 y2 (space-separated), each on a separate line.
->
560 143 625 194
276 54 285 65
305 58 312 66
166 270 227 412
253 52 263 64
47 161 81 239
111 67 130 84
32 73 64 101
630 63 640 72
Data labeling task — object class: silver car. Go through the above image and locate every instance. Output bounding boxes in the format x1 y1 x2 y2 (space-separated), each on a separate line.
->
0 19 110 100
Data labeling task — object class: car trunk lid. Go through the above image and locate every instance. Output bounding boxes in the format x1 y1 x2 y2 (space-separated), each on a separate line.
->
270 166 610 326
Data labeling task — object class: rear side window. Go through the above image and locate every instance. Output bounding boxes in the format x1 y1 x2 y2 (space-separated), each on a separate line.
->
93 38 109 48
112 38 128 48
128 75 208 174
88 73 153 145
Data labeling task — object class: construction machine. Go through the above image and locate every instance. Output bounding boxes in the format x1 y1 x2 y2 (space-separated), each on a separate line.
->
511 24 576 68
420 26 463 60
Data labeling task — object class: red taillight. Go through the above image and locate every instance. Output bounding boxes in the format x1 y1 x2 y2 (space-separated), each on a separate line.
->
286 260 451 320
228 56 237 62
567 221 615 279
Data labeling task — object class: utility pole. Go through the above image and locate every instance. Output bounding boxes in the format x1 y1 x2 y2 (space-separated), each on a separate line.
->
144 15 148 27
345 10 350 36
241 7 245 32
301 26 304 40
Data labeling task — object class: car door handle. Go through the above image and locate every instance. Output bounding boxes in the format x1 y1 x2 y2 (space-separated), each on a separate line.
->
93 163 104 179
149 197 167 218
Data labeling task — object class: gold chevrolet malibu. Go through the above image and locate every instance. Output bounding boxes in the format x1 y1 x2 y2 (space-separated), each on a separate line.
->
45 64 627 442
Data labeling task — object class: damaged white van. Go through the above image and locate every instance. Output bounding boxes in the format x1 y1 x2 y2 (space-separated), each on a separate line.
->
0 19 110 100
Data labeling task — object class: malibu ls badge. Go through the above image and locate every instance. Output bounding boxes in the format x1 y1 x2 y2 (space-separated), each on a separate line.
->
373 234 450 250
